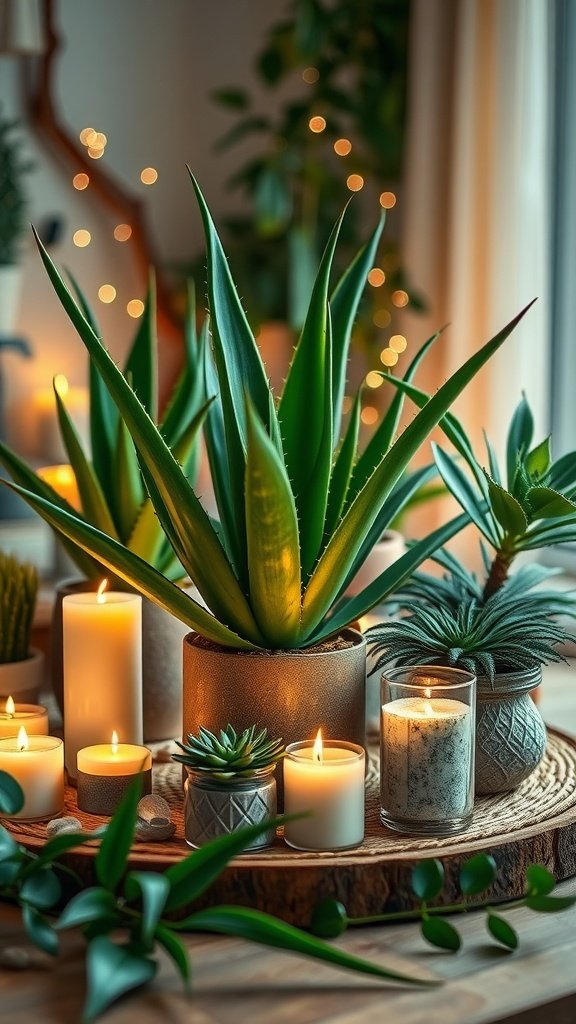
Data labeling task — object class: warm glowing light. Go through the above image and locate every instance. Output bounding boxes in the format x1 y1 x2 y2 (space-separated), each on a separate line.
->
361 405 378 425
73 229 91 248
389 334 407 353
114 223 132 242
309 115 326 133
423 701 434 717
127 299 145 318
373 308 391 328
98 284 117 304
392 289 409 308
424 687 432 699
87 147 104 160
346 174 364 192
79 127 96 146
18 726 29 751
367 268 385 287
365 370 383 389
111 730 119 754
379 191 397 209
73 173 89 190
380 348 399 367
312 729 323 763
140 167 158 185
53 374 69 397
5 696 15 717
302 66 319 84
92 132 107 149
97 579 108 604
334 138 352 156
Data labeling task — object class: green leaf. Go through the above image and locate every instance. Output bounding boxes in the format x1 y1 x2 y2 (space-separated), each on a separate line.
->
506 394 534 488
22 904 59 956
487 913 518 950
0 770 24 815
245 399 301 645
95 776 142 891
182 906 436 986
84 937 157 1022
211 86 250 110
526 486 576 520
324 386 362 538
421 916 461 951
411 859 444 901
547 452 576 492
459 854 497 896
57 887 119 929
113 416 145 542
525 894 576 912
125 871 170 947
0 857 22 885
309 898 348 938
433 445 498 546
330 214 384 441
486 476 528 535
20 867 62 909
155 924 191 989
124 273 158 421
525 437 551 477
300 302 536 636
526 864 556 896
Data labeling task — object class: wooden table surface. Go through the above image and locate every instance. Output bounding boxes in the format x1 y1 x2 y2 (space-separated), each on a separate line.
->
1 664 575 1024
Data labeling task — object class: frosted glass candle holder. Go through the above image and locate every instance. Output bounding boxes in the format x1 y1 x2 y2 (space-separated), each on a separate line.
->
380 666 475 836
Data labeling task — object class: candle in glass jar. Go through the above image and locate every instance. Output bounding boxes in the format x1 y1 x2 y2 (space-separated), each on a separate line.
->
0 696 49 738
77 731 152 814
63 581 142 780
0 727 64 820
283 731 365 850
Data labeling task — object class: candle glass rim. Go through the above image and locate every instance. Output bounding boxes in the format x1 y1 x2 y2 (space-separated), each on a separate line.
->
0 735 63 752
382 664 476 699
285 739 365 764
62 592 141 606
0 703 48 718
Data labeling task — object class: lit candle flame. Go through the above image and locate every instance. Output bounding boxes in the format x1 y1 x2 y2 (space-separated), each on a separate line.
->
423 685 434 716
312 728 323 763
17 726 29 751
97 579 108 604
111 730 119 754
5 696 15 717
424 687 432 699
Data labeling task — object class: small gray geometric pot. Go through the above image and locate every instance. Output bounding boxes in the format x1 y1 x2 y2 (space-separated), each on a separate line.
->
184 766 277 850
475 666 546 795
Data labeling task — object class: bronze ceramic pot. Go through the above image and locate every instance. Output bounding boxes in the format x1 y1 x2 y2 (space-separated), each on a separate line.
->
182 628 367 767
475 666 546 795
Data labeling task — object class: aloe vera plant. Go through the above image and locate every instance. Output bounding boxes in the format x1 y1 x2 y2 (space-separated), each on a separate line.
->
1 174 533 651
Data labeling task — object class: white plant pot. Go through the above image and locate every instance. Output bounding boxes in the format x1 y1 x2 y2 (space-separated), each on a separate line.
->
0 648 44 703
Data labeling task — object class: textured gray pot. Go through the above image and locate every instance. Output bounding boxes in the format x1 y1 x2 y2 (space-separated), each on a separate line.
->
475 666 546 795
184 766 277 849
52 579 188 741
182 628 367 760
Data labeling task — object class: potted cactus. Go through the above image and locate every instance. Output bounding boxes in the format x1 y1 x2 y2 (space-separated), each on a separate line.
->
0 173 533 754
367 392 576 794
174 723 284 848
0 552 43 702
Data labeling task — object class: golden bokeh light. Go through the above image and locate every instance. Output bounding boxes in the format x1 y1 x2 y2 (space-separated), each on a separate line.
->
367 268 386 287
361 405 379 426
346 174 364 192
379 191 397 209
72 173 90 190
302 66 319 84
114 223 132 242
365 370 384 389
373 308 392 328
79 127 96 146
87 147 104 159
140 167 159 185
334 138 352 156
92 132 107 149
73 229 91 247
392 289 409 308
127 299 145 318
309 115 326 133
389 334 408 353
380 348 399 367
98 284 117 304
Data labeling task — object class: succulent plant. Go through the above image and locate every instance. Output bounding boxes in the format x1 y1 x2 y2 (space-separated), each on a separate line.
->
0 174 532 651
173 724 284 779
0 110 34 265
0 552 38 663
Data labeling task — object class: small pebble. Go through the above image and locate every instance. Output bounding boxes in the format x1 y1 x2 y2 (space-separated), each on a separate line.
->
137 794 171 823
46 816 83 837
0 947 32 969
134 816 175 842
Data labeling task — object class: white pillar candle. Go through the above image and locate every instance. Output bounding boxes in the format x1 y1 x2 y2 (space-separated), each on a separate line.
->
63 582 142 779
381 697 472 824
283 732 365 851
0 696 49 738
0 728 64 820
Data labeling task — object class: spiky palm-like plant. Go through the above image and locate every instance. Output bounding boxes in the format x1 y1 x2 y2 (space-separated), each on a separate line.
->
0 111 33 266
0 174 532 651
173 724 284 780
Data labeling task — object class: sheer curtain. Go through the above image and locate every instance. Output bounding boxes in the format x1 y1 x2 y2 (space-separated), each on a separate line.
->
400 0 553 472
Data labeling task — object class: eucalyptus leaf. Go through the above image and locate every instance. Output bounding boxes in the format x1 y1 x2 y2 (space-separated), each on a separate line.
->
56 887 119 930
421 916 461 952
124 871 170 947
20 867 61 910
526 864 556 896
411 859 444 901
22 904 59 957
525 894 576 913
459 854 497 896
84 937 157 1022
486 913 518 950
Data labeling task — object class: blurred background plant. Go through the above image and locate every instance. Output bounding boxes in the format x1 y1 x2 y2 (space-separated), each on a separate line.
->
0 552 37 663
0 108 34 267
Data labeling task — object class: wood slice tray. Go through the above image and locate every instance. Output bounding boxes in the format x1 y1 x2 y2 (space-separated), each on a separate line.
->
6 727 576 926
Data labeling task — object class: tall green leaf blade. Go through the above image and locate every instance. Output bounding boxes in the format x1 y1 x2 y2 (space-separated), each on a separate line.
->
433 444 499 545
330 213 384 441
245 400 301 646
324 385 362 539
506 393 534 488
159 301 205 450
4 482 258 649
301 302 535 635
95 775 142 891
113 416 145 542
124 272 158 421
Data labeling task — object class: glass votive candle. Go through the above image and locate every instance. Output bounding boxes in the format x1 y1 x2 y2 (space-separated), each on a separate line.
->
283 734 365 850
380 666 475 836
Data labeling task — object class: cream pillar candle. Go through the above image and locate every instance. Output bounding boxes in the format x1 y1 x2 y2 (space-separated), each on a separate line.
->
63 582 142 779
77 732 152 814
0 696 49 738
0 727 64 820
283 731 365 851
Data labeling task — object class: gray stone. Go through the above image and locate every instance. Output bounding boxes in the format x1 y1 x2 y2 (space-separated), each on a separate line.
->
134 816 175 842
46 816 82 837
137 793 171 823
